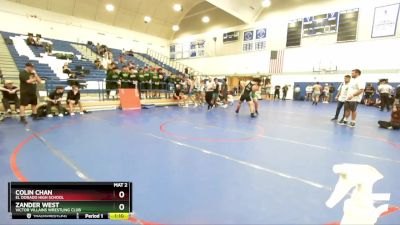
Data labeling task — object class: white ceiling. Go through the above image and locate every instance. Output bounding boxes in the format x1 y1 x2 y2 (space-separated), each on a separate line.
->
8 0 327 40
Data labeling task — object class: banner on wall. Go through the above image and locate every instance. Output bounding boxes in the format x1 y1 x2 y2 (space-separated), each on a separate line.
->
223 31 240 43
243 28 267 52
256 28 267 39
372 3 400 38
169 40 205 59
243 30 254 41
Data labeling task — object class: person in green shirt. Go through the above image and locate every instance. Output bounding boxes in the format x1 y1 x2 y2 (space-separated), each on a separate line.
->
175 74 182 86
167 73 176 98
106 63 119 99
129 67 138 89
137 68 145 98
143 67 151 98
168 74 176 85
119 65 131 89
150 69 160 98
158 69 165 92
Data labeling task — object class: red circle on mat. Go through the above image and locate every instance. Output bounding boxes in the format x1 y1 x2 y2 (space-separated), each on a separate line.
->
160 120 265 142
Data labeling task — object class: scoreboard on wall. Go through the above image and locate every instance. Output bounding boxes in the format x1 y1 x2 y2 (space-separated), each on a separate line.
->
303 12 339 37
8 182 132 220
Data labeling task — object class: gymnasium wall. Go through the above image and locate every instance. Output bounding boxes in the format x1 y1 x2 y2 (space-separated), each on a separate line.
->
174 0 400 77
0 0 169 55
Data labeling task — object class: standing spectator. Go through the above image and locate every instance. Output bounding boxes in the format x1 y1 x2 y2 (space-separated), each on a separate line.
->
96 43 101 55
106 62 119 99
322 83 330 103
185 76 198 108
150 68 160 98
364 83 375 105
46 86 64 118
143 67 151 98
329 83 335 102
274 85 281 100
119 65 131 89
220 78 229 108
67 85 84 116
158 69 165 92
378 80 393 112
305 84 313 101
312 82 322 105
19 62 42 124
0 80 20 114
338 69 365 128
282 85 289 100
213 78 220 106
129 67 138 89
205 78 216 111
265 82 272 100
331 75 350 121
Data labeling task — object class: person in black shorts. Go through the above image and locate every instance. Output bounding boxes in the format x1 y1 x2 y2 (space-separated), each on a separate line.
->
143 67 151 98
67 85 84 116
212 78 220 107
235 78 261 118
220 78 229 108
173 84 187 107
19 62 42 124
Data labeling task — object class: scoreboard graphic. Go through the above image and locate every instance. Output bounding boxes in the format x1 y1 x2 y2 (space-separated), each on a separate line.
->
8 182 132 220
303 12 338 37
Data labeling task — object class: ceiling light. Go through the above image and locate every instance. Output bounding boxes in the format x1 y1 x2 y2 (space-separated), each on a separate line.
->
105 4 115 12
202 16 210 23
173 4 183 12
144 16 152 23
261 0 271 8
172 25 180 31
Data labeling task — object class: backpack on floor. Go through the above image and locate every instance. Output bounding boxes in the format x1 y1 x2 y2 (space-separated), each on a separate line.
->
36 105 48 117
36 104 69 117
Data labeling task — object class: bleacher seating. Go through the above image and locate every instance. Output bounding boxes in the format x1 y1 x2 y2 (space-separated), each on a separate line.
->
2 31 107 87
1 31 181 100
109 48 146 68
2 32 58 80
137 52 180 74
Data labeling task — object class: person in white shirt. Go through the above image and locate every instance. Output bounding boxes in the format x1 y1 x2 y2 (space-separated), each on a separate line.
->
331 75 350 121
323 83 330 103
338 69 365 128
305 84 313 101
377 80 393 112
264 82 272 100
205 78 216 111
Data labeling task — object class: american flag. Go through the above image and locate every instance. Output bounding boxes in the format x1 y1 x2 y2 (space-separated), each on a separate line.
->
269 50 285 74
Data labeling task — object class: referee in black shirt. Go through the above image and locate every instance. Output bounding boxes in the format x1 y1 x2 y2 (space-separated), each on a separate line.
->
19 62 42 124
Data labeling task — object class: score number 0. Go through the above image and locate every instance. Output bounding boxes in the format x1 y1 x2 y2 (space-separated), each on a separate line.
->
119 191 125 211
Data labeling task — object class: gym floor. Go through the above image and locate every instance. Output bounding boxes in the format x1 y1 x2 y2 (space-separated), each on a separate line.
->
0 101 399 225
